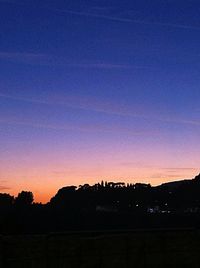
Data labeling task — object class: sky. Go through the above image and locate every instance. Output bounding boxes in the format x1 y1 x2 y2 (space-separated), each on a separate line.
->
0 0 200 203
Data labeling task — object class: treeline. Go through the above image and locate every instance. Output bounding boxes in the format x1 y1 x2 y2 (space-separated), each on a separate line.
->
50 174 200 212
1 174 200 234
0 191 33 207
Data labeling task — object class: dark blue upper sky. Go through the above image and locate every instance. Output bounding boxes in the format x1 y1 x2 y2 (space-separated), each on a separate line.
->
1 0 200 201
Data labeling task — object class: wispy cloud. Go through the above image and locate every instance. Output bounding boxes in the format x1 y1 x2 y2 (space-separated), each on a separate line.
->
54 9 200 31
160 167 198 171
0 117 158 136
1 1 200 31
0 180 11 191
66 63 132 69
0 51 148 69
0 92 148 119
55 9 134 23
151 173 185 179
0 186 11 191
0 92 52 105
150 167 199 181
1 92 200 128
0 52 45 59
0 52 51 65
119 164 199 172
160 117 200 127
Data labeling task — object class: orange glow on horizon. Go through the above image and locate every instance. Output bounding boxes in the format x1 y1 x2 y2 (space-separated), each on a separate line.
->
2 167 199 203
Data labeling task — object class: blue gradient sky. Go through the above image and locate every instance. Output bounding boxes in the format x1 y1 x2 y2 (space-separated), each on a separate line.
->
0 0 200 202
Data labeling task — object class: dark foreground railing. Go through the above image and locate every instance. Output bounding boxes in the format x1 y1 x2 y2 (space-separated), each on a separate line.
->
1 228 200 268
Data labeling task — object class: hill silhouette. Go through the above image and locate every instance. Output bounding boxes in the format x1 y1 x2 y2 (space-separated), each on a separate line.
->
1 174 200 234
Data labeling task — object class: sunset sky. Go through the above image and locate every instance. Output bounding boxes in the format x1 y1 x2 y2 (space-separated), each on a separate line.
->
1 0 200 203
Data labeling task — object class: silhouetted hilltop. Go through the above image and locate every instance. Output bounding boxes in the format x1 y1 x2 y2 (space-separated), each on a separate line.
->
159 179 191 190
1 174 200 234
159 173 200 190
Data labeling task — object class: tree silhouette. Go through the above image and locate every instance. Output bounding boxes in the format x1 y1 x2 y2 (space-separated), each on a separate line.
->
15 191 34 206
0 193 14 208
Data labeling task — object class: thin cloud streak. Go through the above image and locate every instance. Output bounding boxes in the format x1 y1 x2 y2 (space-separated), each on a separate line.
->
0 93 53 105
0 52 49 65
54 9 200 31
160 167 198 171
0 92 150 119
1 93 200 128
119 163 199 172
68 63 132 69
0 51 148 69
0 52 46 59
0 185 11 191
0 118 158 136
0 187 11 191
1 1 200 31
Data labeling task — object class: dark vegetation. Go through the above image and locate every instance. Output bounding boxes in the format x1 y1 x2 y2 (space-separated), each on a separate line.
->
1 174 200 234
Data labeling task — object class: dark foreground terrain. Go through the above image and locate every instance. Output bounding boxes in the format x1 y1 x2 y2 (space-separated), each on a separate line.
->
2 173 200 234
1 175 200 267
1 228 200 268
